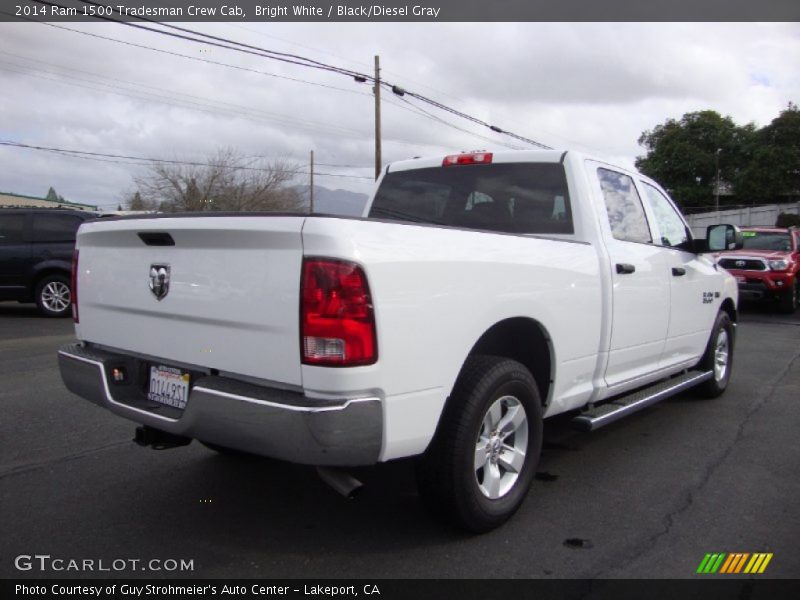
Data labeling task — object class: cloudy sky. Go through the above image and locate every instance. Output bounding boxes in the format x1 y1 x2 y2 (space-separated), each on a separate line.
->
1 21 798 210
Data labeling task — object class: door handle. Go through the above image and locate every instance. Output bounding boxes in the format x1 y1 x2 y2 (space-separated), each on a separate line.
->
672 267 687 277
616 263 636 274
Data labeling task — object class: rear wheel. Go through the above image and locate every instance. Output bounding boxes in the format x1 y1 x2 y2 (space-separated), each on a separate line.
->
416 355 543 533
34 274 72 317
697 311 735 398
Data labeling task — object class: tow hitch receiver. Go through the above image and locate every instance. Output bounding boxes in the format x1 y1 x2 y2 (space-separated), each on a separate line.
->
134 426 192 450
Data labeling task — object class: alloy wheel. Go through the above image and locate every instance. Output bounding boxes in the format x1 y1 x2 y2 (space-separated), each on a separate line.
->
714 329 729 382
474 395 528 499
41 281 71 313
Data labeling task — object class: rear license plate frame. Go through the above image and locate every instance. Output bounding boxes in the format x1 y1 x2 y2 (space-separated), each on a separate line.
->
147 365 190 410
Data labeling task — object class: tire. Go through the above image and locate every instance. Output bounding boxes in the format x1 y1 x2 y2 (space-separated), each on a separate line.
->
778 280 798 314
696 311 735 398
34 274 72 318
416 355 543 533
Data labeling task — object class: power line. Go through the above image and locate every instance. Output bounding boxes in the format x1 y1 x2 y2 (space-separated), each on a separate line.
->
88 1 368 79
37 0 370 80
0 10 371 98
0 140 375 180
226 23 375 72
225 22 575 150
0 53 370 138
0 64 357 138
390 84 551 149
31 0 554 150
385 96 522 150
0 56 434 150
241 154 373 169
314 163 373 169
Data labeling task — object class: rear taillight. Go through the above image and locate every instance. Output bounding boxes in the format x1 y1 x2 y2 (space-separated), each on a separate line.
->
71 249 79 323
301 258 377 366
442 152 493 166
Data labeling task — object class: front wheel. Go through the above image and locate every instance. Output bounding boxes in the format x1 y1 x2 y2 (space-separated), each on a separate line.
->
778 280 798 314
697 311 735 398
416 355 543 533
34 274 72 317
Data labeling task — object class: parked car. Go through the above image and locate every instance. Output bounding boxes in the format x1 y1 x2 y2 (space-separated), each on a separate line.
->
716 226 800 313
0 208 97 316
58 150 742 532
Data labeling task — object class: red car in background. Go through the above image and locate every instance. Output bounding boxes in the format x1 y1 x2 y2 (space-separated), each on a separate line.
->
716 226 800 314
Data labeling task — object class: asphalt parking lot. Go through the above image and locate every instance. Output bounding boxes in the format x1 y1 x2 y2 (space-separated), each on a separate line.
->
1 302 798 579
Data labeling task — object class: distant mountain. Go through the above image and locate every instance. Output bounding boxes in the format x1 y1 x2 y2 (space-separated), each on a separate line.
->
295 185 369 217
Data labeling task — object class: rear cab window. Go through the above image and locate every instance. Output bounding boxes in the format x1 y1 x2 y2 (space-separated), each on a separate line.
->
368 162 573 235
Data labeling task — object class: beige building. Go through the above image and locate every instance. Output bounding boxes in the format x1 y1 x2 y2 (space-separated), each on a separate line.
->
0 191 97 211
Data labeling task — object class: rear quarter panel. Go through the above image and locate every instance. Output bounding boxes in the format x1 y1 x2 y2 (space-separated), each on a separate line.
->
301 217 603 459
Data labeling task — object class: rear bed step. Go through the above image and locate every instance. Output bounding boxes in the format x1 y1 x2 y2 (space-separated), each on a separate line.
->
572 370 714 431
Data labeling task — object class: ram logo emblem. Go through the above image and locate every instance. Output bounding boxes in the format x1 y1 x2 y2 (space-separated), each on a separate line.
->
149 264 171 300
735 260 746 267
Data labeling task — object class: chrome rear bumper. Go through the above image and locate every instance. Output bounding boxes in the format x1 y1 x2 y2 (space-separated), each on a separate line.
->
58 343 382 466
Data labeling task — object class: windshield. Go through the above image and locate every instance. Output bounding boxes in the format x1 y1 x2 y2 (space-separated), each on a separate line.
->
741 231 792 251
369 162 573 235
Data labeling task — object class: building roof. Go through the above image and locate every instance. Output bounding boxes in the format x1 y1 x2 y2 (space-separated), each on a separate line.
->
0 190 97 211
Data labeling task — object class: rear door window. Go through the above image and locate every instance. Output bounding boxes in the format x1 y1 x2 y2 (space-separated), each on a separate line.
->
32 213 83 243
597 168 651 244
0 214 26 244
369 162 573 234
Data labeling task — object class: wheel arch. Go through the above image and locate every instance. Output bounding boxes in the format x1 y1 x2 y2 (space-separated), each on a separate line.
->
31 265 72 292
720 297 737 324
459 317 554 408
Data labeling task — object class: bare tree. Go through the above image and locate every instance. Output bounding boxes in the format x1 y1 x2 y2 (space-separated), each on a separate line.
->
133 148 304 213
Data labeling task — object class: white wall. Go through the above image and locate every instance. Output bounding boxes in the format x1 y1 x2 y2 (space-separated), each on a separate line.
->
687 202 800 236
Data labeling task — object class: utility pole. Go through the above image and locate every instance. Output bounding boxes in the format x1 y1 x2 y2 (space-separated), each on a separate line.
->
374 55 381 181
309 149 315 214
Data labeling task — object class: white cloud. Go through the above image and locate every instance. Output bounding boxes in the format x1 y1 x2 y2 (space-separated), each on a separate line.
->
0 21 798 208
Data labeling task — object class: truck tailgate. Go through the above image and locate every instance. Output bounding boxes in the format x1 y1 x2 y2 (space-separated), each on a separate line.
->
74 215 305 386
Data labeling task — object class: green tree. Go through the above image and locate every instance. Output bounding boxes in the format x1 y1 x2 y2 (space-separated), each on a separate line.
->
734 103 800 203
636 111 754 211
45 186 59 202
127 191 149 211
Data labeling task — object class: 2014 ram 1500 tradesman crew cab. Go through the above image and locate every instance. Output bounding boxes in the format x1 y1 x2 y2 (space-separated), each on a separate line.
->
58 150 743 532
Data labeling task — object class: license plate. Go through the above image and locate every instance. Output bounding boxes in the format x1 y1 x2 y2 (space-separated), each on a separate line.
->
147 365 190 409
736 276 746 284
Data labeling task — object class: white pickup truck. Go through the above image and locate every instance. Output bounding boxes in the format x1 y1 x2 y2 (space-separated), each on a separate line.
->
59 150 743 532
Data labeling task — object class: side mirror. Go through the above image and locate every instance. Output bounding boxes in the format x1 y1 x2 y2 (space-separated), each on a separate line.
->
706 224 743 252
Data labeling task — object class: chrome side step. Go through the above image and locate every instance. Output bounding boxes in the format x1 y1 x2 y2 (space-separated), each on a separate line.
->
572 370 714 432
